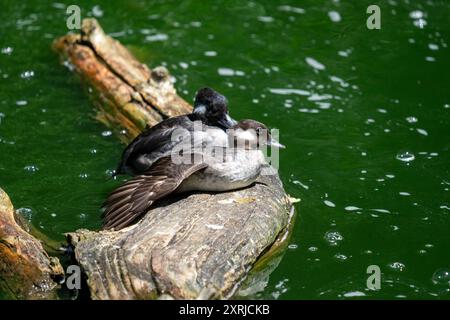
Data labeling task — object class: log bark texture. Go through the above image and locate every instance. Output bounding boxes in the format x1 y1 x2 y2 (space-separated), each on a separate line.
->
0 18 293 300
0 188 63 299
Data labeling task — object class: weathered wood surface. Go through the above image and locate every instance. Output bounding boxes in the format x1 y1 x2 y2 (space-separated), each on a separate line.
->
0 18 293 300
0 188 63 299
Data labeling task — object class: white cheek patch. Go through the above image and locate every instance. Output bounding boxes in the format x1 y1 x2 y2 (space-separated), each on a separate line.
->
193 105 207 115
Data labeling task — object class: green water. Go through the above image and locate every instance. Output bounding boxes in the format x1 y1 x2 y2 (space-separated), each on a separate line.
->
0 0 449 299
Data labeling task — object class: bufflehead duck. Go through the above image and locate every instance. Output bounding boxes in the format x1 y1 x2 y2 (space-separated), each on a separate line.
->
102 119 285 230
116 87 237 175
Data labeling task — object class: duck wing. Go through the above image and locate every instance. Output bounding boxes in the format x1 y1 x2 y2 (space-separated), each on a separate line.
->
116 116 194 175
103 154 207 230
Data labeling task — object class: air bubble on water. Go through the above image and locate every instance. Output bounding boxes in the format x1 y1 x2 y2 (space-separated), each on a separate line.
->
218 68 245 77
24 165 39 173
424 243 434 248
257 16 274 23
1 47 13 55
428 43 439 51
345 206 361 211
343 291 365 297
101 130 112 137
388 262 406 271
324 200 336 208
431 268 450 286
51 213 57 218
334 253 348 261
79 173 89 179
91 5 104 17
406 116 418 123
413 19 427 28
105 169 116 178
16 100 28 106
277 5 305 14
305 57 325 71
145 33 168 42
20 70 35 79
292 179 309 190
409 10 427 29
204 51 217 57
328 11 341 23
409 11 424 19
283 100 292 108
288 244 298 250
79 213 87 220
399 192 411 196
371 208 391 214
308 246 318 252
324 230 344 246
396 151 415 163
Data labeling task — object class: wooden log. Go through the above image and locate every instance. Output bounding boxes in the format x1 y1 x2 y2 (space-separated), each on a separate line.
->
0 188 64 299
53 18 292 299
53 18 191 143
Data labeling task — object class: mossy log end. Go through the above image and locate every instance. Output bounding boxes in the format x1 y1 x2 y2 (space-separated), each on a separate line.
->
0 18 294 300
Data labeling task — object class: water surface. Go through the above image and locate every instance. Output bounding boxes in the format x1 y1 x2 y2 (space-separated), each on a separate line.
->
0 0 449 299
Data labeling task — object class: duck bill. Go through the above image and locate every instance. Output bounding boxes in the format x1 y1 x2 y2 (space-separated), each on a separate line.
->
218 114 238 129
268 138 286 149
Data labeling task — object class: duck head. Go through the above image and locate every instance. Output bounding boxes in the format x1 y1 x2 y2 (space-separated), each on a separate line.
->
193 87 237 129
232 119 285 149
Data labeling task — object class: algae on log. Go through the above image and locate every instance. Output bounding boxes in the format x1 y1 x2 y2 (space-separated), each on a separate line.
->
0 188 64 299
0 18 293 300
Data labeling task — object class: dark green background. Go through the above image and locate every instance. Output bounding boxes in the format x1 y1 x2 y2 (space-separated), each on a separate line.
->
0 0 449 299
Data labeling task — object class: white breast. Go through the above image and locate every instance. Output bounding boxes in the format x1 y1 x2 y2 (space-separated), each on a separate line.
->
178 149 266 192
